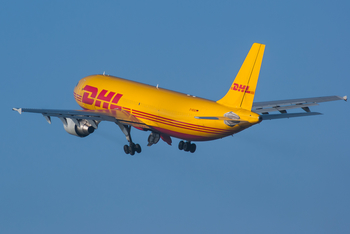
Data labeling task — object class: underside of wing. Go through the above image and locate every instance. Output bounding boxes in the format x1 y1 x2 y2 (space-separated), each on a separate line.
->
12 108 147 128
252 95 347 119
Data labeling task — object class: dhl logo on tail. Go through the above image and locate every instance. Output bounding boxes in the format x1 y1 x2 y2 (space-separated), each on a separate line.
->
230 83 254 94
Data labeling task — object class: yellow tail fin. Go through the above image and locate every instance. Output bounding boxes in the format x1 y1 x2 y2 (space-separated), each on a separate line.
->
217 43 265 110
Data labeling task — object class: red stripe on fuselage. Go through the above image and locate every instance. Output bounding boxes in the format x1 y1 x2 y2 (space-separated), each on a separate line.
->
133 113 222 134
132 110 229 133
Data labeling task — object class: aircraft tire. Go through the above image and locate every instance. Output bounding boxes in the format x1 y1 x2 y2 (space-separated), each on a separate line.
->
190 143 196 153
178 141 184 150
135 144 142 153
129 146 135 155
183 142 191 152
124 145 130 154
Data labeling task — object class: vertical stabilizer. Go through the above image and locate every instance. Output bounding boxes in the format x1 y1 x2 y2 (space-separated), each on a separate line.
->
217 43 265 110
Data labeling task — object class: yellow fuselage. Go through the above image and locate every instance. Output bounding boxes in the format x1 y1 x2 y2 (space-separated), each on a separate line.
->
74 75 261 141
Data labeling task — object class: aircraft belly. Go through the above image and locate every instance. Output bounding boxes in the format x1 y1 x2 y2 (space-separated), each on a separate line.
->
149 118 254 141
151 126 222 141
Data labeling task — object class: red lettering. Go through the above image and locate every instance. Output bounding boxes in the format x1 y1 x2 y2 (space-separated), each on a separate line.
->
95 100 101 107
97 90 116 102
82 85 98 105
230 83 254 94
232 83 239 90
82 85 124 108
239 84 246 92
112 93 123 104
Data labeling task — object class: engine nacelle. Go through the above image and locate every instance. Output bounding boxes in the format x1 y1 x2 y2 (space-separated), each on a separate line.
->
147 132 160 146
224 111 240 127
63 118 96 137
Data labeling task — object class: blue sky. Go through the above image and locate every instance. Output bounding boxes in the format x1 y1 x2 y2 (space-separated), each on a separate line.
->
1 1 349 233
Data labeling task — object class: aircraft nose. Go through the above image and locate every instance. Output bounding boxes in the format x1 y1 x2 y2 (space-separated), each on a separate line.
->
73 79 84 103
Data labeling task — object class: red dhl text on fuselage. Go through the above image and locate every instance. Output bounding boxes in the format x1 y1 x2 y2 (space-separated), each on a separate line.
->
73 75 260 141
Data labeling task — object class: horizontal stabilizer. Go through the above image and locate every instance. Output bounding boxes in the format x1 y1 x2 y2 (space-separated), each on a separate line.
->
260 112 322 120
253 95 346 114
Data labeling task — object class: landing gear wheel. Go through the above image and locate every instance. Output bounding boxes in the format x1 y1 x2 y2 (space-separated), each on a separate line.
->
183 142 191 152
178 141 184 150
190 143 196 153
129 146 135 155
135 144 142 153
124 145 130 154
178 141 197 153
117 123 142 155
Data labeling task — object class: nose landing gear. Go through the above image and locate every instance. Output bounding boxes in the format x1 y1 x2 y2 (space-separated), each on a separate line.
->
178 140 196 153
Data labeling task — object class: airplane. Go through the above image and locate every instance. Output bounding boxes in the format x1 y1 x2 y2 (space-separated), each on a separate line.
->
13 43 347 155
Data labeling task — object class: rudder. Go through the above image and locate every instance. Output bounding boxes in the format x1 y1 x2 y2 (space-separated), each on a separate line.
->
217 43 265 110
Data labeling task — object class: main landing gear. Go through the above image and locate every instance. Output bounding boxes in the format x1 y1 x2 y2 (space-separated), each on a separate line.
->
117 122 196 154
123 143 141 155
117 123 141 156
178 140 196 153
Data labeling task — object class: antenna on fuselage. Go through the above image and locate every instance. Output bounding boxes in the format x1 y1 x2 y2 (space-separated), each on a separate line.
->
103 71 105 75
156 84 159 89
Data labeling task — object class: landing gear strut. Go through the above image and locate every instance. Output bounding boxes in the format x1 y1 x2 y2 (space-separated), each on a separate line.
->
116 123 142 155
178 140 196 153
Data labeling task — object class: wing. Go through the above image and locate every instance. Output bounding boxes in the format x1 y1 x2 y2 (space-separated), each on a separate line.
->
12 107 148 129
252 95 347 120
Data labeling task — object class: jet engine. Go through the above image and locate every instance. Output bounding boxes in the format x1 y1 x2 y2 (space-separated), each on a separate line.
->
224 111 241 127
62 118 97 137
147 131 160 146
